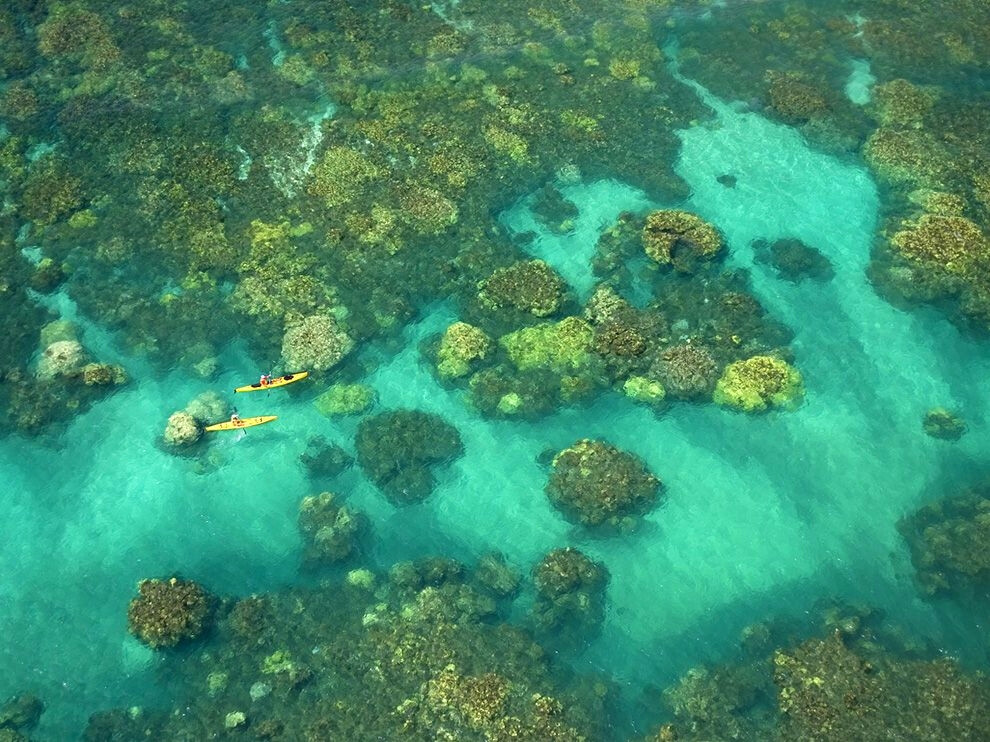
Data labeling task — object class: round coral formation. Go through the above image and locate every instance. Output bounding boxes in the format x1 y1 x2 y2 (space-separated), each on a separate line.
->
281 314 354 372
163 411 202 447
713 355 803 413
126 577 213 649
477 260 566 317
355 410 464 504
651 343 719 400
436 322 491 379
546 439 661 528
642 209 723 270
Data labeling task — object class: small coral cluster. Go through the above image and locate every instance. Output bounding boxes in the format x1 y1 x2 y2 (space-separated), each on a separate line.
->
435 322 492 379
163 390 230 448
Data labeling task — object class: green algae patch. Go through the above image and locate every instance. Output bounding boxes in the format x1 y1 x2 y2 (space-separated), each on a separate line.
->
714 356 803 413
314 383 375 416
499 317 593 373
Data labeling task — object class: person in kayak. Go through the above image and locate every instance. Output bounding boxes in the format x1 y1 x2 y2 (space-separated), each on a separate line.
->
260 373 273 387
230 408 241 424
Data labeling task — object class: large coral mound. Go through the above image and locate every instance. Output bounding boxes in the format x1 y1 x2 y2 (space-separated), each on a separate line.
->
713 355 803 412
642 209 723 270
87 560 605 740
355 410 464 504
281 314 354 372
127 577 213 649
546 439 661 528
477 260 566 317
899 485 990 596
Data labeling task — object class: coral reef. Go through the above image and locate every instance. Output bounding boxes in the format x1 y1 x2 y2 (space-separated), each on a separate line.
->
642 210 723 271
474 552 521 599
622 375 666 406
477 260 567 318
183 390 229 425
91 560 608 739
713 355 803 413
890 214 990 276
650 602 990 741
546 439 661 529
466 366 561 419
298 492 366 566
126 577 213 649
355 410 464 504
766 71 829 123
36 340 87 379
281 314 354 372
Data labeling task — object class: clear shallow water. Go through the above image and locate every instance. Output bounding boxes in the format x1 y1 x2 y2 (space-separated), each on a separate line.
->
3 5 990 740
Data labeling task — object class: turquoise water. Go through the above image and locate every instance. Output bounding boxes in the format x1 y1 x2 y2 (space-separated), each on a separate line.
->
3 1 990 739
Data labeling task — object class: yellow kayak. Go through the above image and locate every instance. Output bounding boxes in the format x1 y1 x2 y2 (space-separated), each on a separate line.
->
234 371 309 393
204 415 278 432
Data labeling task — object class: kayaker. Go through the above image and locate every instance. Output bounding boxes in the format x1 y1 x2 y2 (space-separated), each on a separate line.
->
230 408 241 424
260 373 273 387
